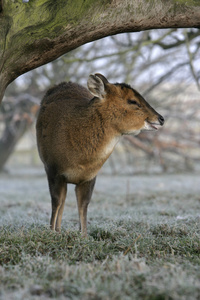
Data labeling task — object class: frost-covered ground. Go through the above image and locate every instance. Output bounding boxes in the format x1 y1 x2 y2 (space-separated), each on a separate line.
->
1 167 200 228
0 167 200 299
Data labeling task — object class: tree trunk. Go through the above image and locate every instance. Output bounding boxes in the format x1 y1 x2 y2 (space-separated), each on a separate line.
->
0 94 39 171
0 0 200 103
0 118 29 170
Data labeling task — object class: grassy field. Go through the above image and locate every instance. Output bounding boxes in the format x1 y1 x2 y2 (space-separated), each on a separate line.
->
0 168 200 299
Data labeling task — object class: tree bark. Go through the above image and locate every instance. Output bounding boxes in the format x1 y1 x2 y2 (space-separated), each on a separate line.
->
0 0 200 103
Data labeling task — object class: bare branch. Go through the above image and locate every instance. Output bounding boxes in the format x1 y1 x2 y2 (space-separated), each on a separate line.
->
184 29 200 90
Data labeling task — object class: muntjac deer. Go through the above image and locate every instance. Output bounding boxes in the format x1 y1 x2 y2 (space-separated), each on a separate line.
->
36 73 164 236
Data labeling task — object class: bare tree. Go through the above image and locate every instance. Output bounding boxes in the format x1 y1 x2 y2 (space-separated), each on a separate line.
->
0 95 39 171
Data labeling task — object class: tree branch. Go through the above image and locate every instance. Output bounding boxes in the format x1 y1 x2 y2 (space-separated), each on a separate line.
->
0 0 200 102
154 29 200 50
184 29 200 90
143 61 190 96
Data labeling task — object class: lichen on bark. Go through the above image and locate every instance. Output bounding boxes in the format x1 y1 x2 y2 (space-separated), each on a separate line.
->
0 0 200 102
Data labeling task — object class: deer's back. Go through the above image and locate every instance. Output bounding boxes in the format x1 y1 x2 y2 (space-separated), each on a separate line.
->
41 82 92 106
36 82 104 182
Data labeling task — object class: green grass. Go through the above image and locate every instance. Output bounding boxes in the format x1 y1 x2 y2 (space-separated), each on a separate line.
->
1 219 199 266
0 170 200 299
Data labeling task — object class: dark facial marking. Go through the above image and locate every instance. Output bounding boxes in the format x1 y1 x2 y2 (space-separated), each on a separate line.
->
127 99 141 107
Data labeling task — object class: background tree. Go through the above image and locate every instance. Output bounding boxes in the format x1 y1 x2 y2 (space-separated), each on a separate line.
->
0 0 200 102
0 94 38 170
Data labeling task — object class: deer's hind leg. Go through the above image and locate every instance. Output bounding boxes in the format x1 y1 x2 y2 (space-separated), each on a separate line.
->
46 170 67 232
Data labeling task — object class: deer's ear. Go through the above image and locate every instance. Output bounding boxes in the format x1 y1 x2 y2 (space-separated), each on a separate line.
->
94 73 109 85
87 74 107 99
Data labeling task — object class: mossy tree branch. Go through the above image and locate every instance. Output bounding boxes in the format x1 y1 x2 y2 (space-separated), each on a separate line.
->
0 0 200 102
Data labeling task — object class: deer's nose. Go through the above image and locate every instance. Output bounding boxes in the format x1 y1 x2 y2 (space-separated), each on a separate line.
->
158 114 165 126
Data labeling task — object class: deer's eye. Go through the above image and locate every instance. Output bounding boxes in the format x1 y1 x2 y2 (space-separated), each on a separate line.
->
127 99 141 107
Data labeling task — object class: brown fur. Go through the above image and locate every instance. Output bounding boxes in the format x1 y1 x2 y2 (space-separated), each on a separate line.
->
36 74 164 236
